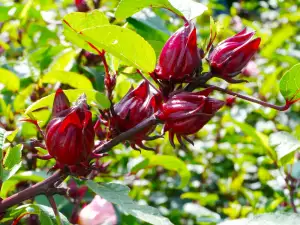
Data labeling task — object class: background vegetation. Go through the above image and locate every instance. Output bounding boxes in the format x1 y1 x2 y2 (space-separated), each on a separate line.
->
0 0 300 224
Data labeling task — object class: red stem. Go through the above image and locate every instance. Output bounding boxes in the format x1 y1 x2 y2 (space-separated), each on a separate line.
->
206 84 290 111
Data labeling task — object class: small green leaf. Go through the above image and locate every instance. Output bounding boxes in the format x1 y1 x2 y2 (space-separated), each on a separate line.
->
290 161 300 179
42 71 93 89
148 155 191 188
13 85 34 111
81 25 156 72
0 68 20 91
63 9 109 54
25 89 110 119
130 158 149 173
48 49 77 72
115 0 207 21
87 181 174 225
115 0 179 20
2 162 22 182
3 144 23 170
279 63 300 103
13 204 70 225
269 132 300 164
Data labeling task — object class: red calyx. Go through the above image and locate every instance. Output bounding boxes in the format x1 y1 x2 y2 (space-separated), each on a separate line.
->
45 90 95 165
108 81 159 150
75 0 90 12
153 22 201 83
156 89 224 148
208 28 261 81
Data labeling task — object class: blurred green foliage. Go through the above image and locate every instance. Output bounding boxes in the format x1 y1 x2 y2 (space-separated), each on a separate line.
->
0 0 300 224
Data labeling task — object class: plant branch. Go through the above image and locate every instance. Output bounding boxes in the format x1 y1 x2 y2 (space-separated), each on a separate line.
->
184 72 213 92
205 84 290 111
47 195 62 225
0 170 67 213
94 115 162 154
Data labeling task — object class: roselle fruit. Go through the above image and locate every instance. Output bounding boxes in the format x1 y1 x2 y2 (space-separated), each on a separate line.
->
153 22 201 83
208 28 261 80
109 81 159 150
45 90 95 165
75 0 90 12
156 89 224 147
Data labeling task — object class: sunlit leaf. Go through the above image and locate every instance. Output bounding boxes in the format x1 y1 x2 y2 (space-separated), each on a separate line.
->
3 144 23 170
115 0 207 21
81 25 156 72
269 131 300 164
42 71 93 89
63 9 109 54
48 48 77 72
0 68 20 92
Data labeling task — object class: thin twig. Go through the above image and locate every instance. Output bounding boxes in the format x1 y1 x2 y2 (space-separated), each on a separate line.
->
205 84 290 111
47 195 62 225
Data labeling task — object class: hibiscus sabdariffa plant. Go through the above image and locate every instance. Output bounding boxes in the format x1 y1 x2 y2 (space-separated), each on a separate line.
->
0 1 299 224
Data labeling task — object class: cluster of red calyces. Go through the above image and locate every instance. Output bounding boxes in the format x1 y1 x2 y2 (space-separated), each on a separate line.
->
30 21 260 177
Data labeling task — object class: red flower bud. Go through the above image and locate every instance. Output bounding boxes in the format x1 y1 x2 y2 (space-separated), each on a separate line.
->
208 28 261 80
75 0 90 12
52 88 70 117
153 23 201 83
110 81 159 149
157 90 224 147
225 96 236 107
45 91 95 165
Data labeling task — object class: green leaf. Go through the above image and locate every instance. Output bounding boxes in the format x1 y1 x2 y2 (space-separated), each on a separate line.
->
148 155 191 188
86 181 174 225
3 144 23 170
279 63 300 103
25 89 110 119
269 132 300 164
115 0 207 21
168 0 208 21
13 85 34 111
42 71 93 89
2 162 22 182
63 10 109 32
63 9 109 54
13 204 70 225
48 49 77 72
11 171 49 183
232 120 276 160
290 161 300 179
81 25 156 72
0 68 20 91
